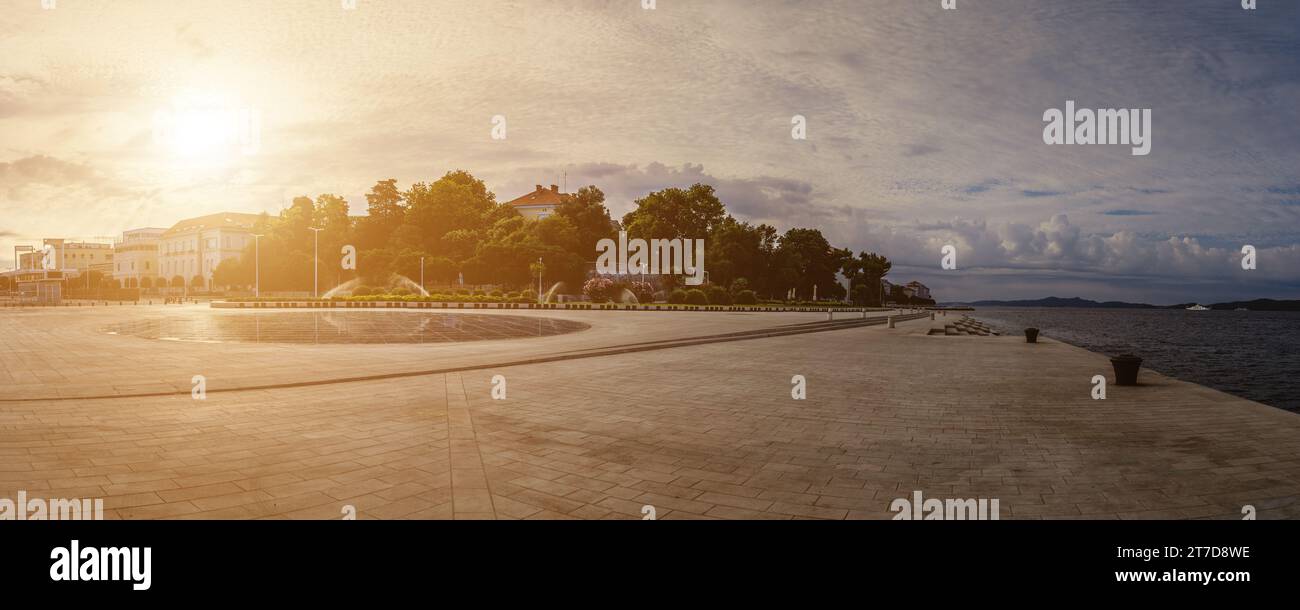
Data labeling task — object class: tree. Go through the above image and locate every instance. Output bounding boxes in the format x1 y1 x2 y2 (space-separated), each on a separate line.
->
622 183 726 241
555 185 617 256
424 257 457 286
313 194 353 289
357 179 404 250
706 216 778 294
842 251 892 306
401 171 499 254
773 228 850 300
466 215 585 289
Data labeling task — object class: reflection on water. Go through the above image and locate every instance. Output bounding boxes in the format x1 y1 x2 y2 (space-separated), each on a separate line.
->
102 311 589 345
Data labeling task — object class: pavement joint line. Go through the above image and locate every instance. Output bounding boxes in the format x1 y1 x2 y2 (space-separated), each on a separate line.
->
0 312 931 403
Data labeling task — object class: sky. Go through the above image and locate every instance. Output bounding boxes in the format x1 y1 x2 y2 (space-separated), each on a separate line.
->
1 0 1298 304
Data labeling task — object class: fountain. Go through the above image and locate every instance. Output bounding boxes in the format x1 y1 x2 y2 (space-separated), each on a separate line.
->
321 278 363 299
321 274 429 298
616 288 639 305
389 275 430 297
542 282 566 304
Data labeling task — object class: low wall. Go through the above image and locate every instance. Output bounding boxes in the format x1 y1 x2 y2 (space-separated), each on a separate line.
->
210 300 906 314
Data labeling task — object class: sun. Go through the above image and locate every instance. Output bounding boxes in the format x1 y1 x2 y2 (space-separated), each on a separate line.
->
152 90 260 168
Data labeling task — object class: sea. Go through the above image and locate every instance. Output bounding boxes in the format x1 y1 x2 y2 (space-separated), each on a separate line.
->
972 308 1300 413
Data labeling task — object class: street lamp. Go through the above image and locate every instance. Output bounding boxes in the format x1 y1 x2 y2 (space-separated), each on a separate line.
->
537 257 543 304
420 256 425 295
251 234 263 298
309 227 323 299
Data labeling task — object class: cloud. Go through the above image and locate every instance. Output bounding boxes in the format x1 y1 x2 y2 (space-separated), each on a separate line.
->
497 162 845 229
1 0 1298 301
1101 209 1159 216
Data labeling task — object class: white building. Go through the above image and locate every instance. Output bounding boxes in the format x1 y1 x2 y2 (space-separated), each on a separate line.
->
504 184 566 220
113 228 166 289
159 212 261 292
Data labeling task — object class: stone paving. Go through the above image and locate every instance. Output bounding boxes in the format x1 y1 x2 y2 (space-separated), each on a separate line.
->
2 305 1299 519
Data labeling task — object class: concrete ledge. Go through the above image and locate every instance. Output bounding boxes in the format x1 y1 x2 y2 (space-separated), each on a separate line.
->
210 300 906 314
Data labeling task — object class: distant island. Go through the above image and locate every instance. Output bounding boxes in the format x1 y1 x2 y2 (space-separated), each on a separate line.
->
945 296 1300 311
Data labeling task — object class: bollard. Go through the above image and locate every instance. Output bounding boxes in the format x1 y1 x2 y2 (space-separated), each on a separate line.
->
1110 354 1143 386
827 309 833 321
887 316 895 329
931 312 935 320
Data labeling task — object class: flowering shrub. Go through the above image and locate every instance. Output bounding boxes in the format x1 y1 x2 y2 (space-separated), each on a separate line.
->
583 277 617 303
629 281 655 303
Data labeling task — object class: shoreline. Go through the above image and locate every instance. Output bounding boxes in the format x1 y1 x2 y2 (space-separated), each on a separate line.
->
971 309 1297 414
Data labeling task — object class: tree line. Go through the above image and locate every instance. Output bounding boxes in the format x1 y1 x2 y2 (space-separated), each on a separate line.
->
210 170 924 306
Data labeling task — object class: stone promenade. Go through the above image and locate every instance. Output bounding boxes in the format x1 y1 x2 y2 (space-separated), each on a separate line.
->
2 305 1299 519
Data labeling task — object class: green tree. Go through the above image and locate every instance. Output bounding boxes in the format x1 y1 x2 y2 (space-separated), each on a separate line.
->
401 170 499 254
842 251 892 306
773 228 850 301
706 216 778 294
622 183 726 241
358 179 404 250
555 185 617 255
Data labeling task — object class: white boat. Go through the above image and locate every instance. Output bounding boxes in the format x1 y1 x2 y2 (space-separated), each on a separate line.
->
1186 304 1209 311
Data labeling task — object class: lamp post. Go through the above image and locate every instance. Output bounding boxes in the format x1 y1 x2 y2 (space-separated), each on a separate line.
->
536 257 543 304
420 256 425 295
252 234 263 298
309 227 323 299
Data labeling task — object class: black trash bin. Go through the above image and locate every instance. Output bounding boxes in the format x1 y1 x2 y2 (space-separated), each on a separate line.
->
1024 328 1040 343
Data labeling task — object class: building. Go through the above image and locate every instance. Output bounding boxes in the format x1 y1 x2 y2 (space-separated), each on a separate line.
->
904 281 932 301
113 228 166 289
15 271 65 304
159 212 261 292
16 249 42 271
36 239 113 274
503 184 567 220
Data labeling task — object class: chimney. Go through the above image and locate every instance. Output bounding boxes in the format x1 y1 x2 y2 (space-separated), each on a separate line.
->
550 184 559 193
535 184 544 193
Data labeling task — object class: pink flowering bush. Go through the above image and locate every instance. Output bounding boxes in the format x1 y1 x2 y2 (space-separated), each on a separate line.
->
583 277 617 303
